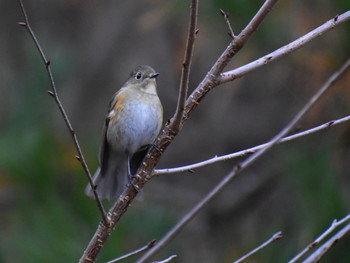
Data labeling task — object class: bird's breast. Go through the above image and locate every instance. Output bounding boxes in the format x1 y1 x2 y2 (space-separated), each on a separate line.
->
107 98 162 154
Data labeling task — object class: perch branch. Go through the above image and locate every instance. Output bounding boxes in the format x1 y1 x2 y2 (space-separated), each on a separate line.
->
233 231 283 263
171 0 198 132
136 57 350 262
289 214 350 263
17 0 108 225
154 114 350 175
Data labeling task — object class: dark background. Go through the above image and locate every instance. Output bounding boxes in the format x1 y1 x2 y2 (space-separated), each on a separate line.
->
1 0 350 262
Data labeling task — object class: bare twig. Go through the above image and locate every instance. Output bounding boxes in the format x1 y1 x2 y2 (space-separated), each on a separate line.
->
171 0 198 132
17 0 108 225
233 232 283 263
289 214 350 263
154 114 350 175
219 12 350 84
152 255 177 263
136 57 350 263
220 9 236 38
303 223 350 263
106 239 157 263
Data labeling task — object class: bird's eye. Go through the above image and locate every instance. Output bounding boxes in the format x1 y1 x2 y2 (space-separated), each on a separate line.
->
135 72 142 80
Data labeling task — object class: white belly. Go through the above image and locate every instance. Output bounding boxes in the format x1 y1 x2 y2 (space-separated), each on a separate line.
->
107 101 161 154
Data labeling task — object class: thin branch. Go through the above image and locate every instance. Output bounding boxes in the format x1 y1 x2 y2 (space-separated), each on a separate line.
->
135 57 350 263
154 114 350 175
289 214 350 263
106 240 157 263
17 0 108 225
219 12 350 84
152 255 177 263
171 0 198 132
303 223 350 263
233 232 283 263
220 9 236 38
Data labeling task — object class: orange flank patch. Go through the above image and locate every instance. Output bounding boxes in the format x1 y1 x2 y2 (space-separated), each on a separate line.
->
109 93 125 120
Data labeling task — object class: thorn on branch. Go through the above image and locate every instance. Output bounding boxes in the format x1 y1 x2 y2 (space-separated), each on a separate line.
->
75 155 81 161
18 21 27 27
46 60 51 67
148 239 157 247
327 120 335 127
47 90 55 97
219 8 228 19
188 169 195 173
195 28 200 35
264 56 273 64
334 14 339 22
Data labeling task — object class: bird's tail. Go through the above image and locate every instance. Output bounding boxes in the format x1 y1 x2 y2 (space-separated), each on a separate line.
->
85 155 129 201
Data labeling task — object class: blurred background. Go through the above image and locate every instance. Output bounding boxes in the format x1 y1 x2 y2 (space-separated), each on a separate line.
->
1 0 350 262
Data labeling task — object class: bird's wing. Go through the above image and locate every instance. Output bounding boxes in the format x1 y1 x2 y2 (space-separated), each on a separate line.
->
99 92 121 175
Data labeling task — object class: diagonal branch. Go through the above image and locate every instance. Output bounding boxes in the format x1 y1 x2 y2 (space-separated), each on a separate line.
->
289 214 350 263
154 114 350 175
219 11 350 84
171 0 198 132
17 0 108 225
303 223 350 263
135 57 350 262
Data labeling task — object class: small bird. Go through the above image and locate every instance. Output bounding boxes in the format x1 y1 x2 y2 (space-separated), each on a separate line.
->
85 65 163 201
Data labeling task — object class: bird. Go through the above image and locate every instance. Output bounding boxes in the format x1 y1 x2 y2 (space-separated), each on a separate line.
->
85 65 163 201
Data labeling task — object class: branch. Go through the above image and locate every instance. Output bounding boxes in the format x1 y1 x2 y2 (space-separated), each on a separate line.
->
289 214 350 263
303 223 350 263
154 115 350 175
17 0 108 225
106 239 156 263
233 232 283 263
171 0 198 132
219 12 350 84
135 57 350 263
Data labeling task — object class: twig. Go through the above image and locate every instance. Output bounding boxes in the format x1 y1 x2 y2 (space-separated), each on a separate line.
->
152 255 177 263
220 9 236 38
154 115 350 175
303 223 350 263
17 0 108 225
219 12 350 84
135 57 350 263
233 231 283 263
106 239 157 263
171 0 198 132
289 214 350 263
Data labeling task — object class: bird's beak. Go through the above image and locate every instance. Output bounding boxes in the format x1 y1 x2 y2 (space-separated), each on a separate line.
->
149 72 159 79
